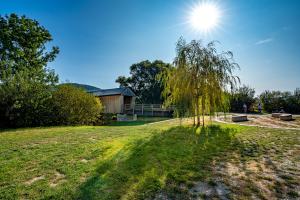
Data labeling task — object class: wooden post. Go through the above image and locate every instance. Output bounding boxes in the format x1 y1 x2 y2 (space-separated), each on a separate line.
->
133 104 135 115
142 104 144 116
152 104 154 116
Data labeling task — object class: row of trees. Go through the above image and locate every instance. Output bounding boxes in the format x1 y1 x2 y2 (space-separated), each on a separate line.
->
0 14 103 128
260 89 300 113
229 85 256 113
115 58 300 118
229 86 300 114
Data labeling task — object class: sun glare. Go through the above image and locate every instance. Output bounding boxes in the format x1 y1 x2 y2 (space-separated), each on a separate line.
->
188 1 221 33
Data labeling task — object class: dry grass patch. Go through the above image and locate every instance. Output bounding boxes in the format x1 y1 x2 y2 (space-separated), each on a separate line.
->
49 171 66 188
24 175 45 185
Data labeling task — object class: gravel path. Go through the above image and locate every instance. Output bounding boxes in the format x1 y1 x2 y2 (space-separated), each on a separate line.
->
215 114 300 130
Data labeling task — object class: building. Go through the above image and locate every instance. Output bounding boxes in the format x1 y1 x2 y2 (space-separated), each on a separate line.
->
70 83 136 114
70 83 173 116
91 87 136 113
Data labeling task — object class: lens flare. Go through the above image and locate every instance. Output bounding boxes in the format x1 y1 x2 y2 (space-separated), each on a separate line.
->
188 1 221 33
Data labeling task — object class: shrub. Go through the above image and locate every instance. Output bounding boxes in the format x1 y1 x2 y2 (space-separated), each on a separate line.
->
98 113 117 125
0 70 55 128
51 84 103 125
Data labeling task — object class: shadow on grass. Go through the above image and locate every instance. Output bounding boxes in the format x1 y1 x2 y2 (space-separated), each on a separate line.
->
108 121 153 126
108 117 171 126
75 125 238 199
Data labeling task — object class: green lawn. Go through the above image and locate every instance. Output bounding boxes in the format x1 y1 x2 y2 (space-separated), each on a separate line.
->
0 119 299 199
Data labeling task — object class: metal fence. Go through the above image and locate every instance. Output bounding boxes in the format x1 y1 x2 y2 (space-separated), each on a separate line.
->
124 104 175 116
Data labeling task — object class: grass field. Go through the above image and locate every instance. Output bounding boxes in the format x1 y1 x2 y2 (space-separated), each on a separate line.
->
0 118 299 199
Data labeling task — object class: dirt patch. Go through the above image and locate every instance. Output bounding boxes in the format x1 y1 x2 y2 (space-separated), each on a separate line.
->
255 179 275 199
153 192 171 200
80 159 88 163
49 171 66 187
217 153 300 199
153 179 231 199
216 114 300 130
189 181 230 199
190 181 214 196
246 160 260 173
80 176 87 183
257 116 299 128
89 137 97 142
24 175 45 185
225 162 245 178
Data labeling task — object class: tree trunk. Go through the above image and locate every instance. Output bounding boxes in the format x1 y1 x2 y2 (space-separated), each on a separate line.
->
193 114 196 126
201 97 205 126
197 99 201 126
196 100 200 126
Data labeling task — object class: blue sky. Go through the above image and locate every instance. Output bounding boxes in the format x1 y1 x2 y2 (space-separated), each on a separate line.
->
1 0 300 94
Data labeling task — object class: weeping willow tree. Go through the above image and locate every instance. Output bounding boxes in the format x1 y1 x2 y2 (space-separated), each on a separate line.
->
160 38 239 126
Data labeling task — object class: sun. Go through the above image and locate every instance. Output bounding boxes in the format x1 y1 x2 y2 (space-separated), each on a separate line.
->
188 1 221 33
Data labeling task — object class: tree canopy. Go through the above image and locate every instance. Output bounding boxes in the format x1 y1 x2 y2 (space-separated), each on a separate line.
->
0 14 60 127
260 88 300 114
0 14 103 128
230 85 256 113
161 38 240 125
0 14 59 83
116 60 172 104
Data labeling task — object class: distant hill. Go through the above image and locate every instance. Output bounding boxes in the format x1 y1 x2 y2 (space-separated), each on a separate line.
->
61 83 101 92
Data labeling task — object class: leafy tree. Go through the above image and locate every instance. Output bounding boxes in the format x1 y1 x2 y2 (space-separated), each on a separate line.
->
0 14 59 81
0 14 59 127
260 90 285 113
290 88 300 113
161 38 239 125
115 76 130 87
116 60 172 104
51 85 103 125
230 85 256 112
260 89 300 113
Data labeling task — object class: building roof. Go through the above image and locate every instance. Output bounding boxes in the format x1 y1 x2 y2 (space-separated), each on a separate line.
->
67 83 136 97
91 87 136 97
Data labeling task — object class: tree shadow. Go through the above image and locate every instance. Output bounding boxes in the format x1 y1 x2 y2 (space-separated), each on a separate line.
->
108 117 171 127
75 125 238 199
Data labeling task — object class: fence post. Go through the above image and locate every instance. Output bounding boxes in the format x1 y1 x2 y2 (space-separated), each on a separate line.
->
142 104 144 116
152 104 154 116
133 104 135 115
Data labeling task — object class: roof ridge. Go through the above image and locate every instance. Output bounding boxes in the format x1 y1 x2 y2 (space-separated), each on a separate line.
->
90 87 135 97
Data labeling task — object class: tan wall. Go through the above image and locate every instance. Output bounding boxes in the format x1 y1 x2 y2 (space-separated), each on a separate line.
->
131 97 136 105
99 95 123 113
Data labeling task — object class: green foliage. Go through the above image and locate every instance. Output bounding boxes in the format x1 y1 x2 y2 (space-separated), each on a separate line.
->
0 14 105 127
51 85 103 125
0 14 59 128
0 69 54 127
116 60 172 103
260 88 300 113
0 14 59 82
229 85 256 112
161 38 239 125
99 113 117 125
